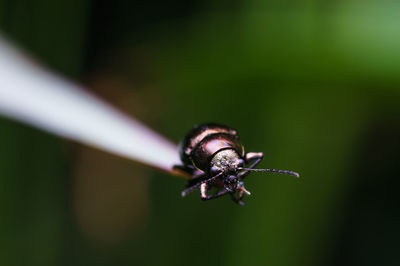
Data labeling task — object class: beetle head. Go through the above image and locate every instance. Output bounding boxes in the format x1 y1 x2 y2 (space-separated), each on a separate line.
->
224 175 239 192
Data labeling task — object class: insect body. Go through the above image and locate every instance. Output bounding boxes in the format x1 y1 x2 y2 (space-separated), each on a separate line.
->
174 123 299 205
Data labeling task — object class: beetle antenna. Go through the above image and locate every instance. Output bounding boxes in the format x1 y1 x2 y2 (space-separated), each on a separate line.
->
181 172 224 197
238 168 300 178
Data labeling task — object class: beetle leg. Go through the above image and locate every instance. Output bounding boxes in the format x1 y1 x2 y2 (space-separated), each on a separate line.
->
181 173 206 197
201 188 229 201
245 152 264 165
182 172 224 198
237 183 251 196
173 164 197 176
230 193 245 206
238 152 264 178
230 182 250 205
200 183 208 198
185 172 207 187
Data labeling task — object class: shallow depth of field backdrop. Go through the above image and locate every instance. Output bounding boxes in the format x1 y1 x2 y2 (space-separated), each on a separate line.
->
0 1 399 266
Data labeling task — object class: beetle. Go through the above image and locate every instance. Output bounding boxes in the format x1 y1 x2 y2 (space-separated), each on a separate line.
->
173 123 299 205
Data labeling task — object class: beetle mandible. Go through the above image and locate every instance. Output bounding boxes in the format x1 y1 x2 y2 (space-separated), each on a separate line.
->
173 123 299 205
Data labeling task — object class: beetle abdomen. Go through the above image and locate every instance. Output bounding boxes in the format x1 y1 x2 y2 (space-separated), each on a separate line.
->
179 123 238 165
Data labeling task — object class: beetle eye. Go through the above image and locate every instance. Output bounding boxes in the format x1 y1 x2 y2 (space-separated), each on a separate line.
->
210 166 219 175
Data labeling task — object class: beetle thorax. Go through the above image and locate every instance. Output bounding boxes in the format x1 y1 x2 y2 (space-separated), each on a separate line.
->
210 149 241 173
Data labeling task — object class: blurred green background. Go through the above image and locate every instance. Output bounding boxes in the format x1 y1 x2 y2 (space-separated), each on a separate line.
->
0 1 399 266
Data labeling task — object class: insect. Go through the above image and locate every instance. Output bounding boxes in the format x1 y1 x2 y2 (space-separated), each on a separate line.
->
173 123 299 205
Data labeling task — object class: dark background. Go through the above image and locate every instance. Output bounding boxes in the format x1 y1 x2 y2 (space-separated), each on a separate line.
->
0 1 399 266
